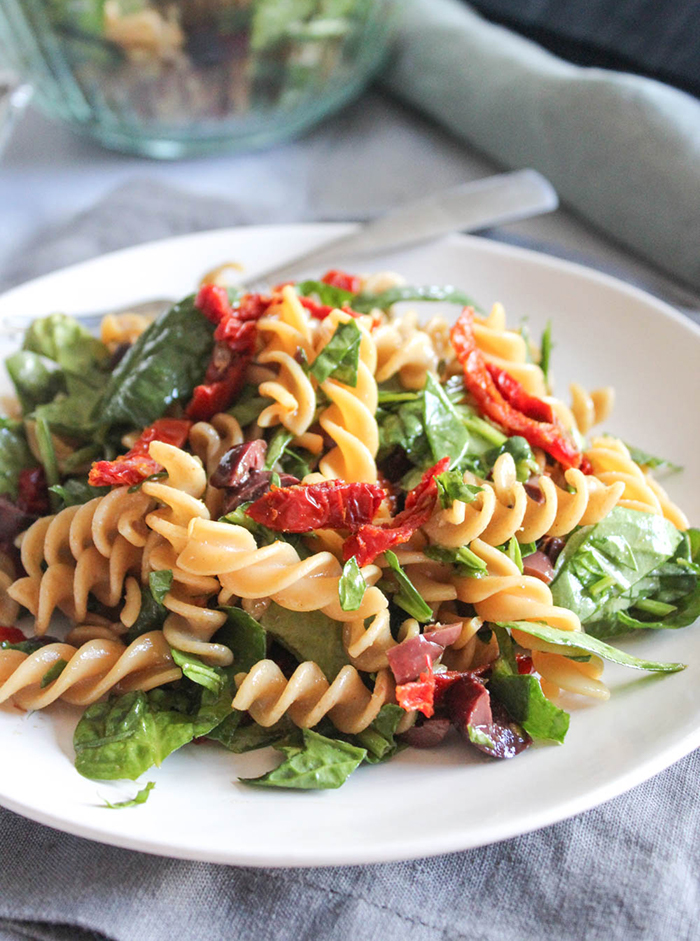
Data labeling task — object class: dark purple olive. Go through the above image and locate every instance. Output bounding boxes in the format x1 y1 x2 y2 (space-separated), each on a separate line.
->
540 535 566 564
109 342 131 370
221 470 299 514
446 675 531 759
522 549 555 584
211 440 267 489
0 495 34 544
524 476 545 504
399 717 451 749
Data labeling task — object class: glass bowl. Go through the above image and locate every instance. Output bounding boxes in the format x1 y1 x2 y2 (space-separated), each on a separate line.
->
0 0 395 158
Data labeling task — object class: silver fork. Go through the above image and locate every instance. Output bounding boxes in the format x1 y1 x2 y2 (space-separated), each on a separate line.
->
1 169 558 336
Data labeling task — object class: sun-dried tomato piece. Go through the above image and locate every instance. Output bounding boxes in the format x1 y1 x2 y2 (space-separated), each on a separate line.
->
0 626 27 645
298 296 362 321
486 363 554 423
88 418 192 487
16 467 50 516
321 269 362 294
342 457 449 566
246 479 385 533
395 657 436 718
451 309 583 470
195 284 232 325
186 358 248 422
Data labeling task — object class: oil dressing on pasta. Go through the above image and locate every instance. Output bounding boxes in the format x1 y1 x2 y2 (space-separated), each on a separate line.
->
0 269 696 790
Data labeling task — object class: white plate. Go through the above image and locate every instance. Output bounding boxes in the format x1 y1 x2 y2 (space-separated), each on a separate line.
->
1 225 699 868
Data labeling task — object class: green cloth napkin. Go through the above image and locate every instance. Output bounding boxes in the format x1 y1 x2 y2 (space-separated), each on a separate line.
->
384 0 700 291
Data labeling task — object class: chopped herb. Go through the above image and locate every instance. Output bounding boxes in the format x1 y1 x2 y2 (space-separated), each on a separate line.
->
384 550 433 622
102 781 155 809
40 659 67 688
425 544 487 576
338 557 367 611
435 469 482 508
539 320 553 386
148 570 173 606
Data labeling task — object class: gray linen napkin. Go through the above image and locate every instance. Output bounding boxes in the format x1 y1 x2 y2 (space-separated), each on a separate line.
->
384 0 700 294
2 182 700 941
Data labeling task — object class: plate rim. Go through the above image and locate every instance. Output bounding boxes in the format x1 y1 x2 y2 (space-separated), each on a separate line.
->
1 222 699 868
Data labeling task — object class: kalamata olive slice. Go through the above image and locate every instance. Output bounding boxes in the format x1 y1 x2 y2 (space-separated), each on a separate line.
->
522 549 555 584
211 440 267 490
400 718 451 749
447 675 531 759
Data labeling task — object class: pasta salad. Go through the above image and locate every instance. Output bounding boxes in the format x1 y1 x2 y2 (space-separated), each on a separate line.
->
0 268 697 792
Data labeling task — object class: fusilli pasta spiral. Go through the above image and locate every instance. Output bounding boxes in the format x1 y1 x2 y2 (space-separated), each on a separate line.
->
0 630 180 711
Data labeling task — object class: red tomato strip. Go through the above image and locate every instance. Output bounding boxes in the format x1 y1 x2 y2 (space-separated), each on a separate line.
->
88 418 192 487
246 480 385 532
451 309 584 470
486 363 554 423
395 657 436 718
342 458 450 566
17 467 50 516
186 286 274 422
0 626 27 645
321 269 362 293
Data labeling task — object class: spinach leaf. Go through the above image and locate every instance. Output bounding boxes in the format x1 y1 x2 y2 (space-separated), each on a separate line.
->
265 427 294 470
5 351 65 413
74 690 197 781
0 418 35 499
102 781 155 809
279 446 315 480
149 569 173 606
424 544 487 576
50 478 110 508
625 444 682 474
296 279 354 309
377 390 419 405
35 415 59 490
228 385 271 427
241 728 366 789
34 374 105 438
259 602 349 680
338 556 367 611
40 659 67 688
208 716 295 753
99 296 215 430
170 648 225 695
539 320 553 385
435 468 482 508
22 312 109 377
483 436 538 482
352 284 478 314
310 319 362 386
216 608 267 674
550 508 683 630
125 586 168 643
423 373 470 468
385 550 433 622
377 397 431 468
599 528 700 634
352 703 405 763
489 626 569 743
497 620 686 673
504 537 524 573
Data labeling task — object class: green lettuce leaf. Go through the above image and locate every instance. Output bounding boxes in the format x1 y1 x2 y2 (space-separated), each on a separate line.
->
99 296 215 430
625 444 682 474
352 284 478 314
497 620 686 673
259 601 349 680
241 728 366 789
384 550 433 622
296 279 355 308
74 690 197 781
310 318 362 386
0 418 36 499
5 351 65 413
550 507 683 630
489 626 569 744
49 478 110 508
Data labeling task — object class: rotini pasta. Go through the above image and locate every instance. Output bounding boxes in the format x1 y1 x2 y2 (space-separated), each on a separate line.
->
1 264 694 791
